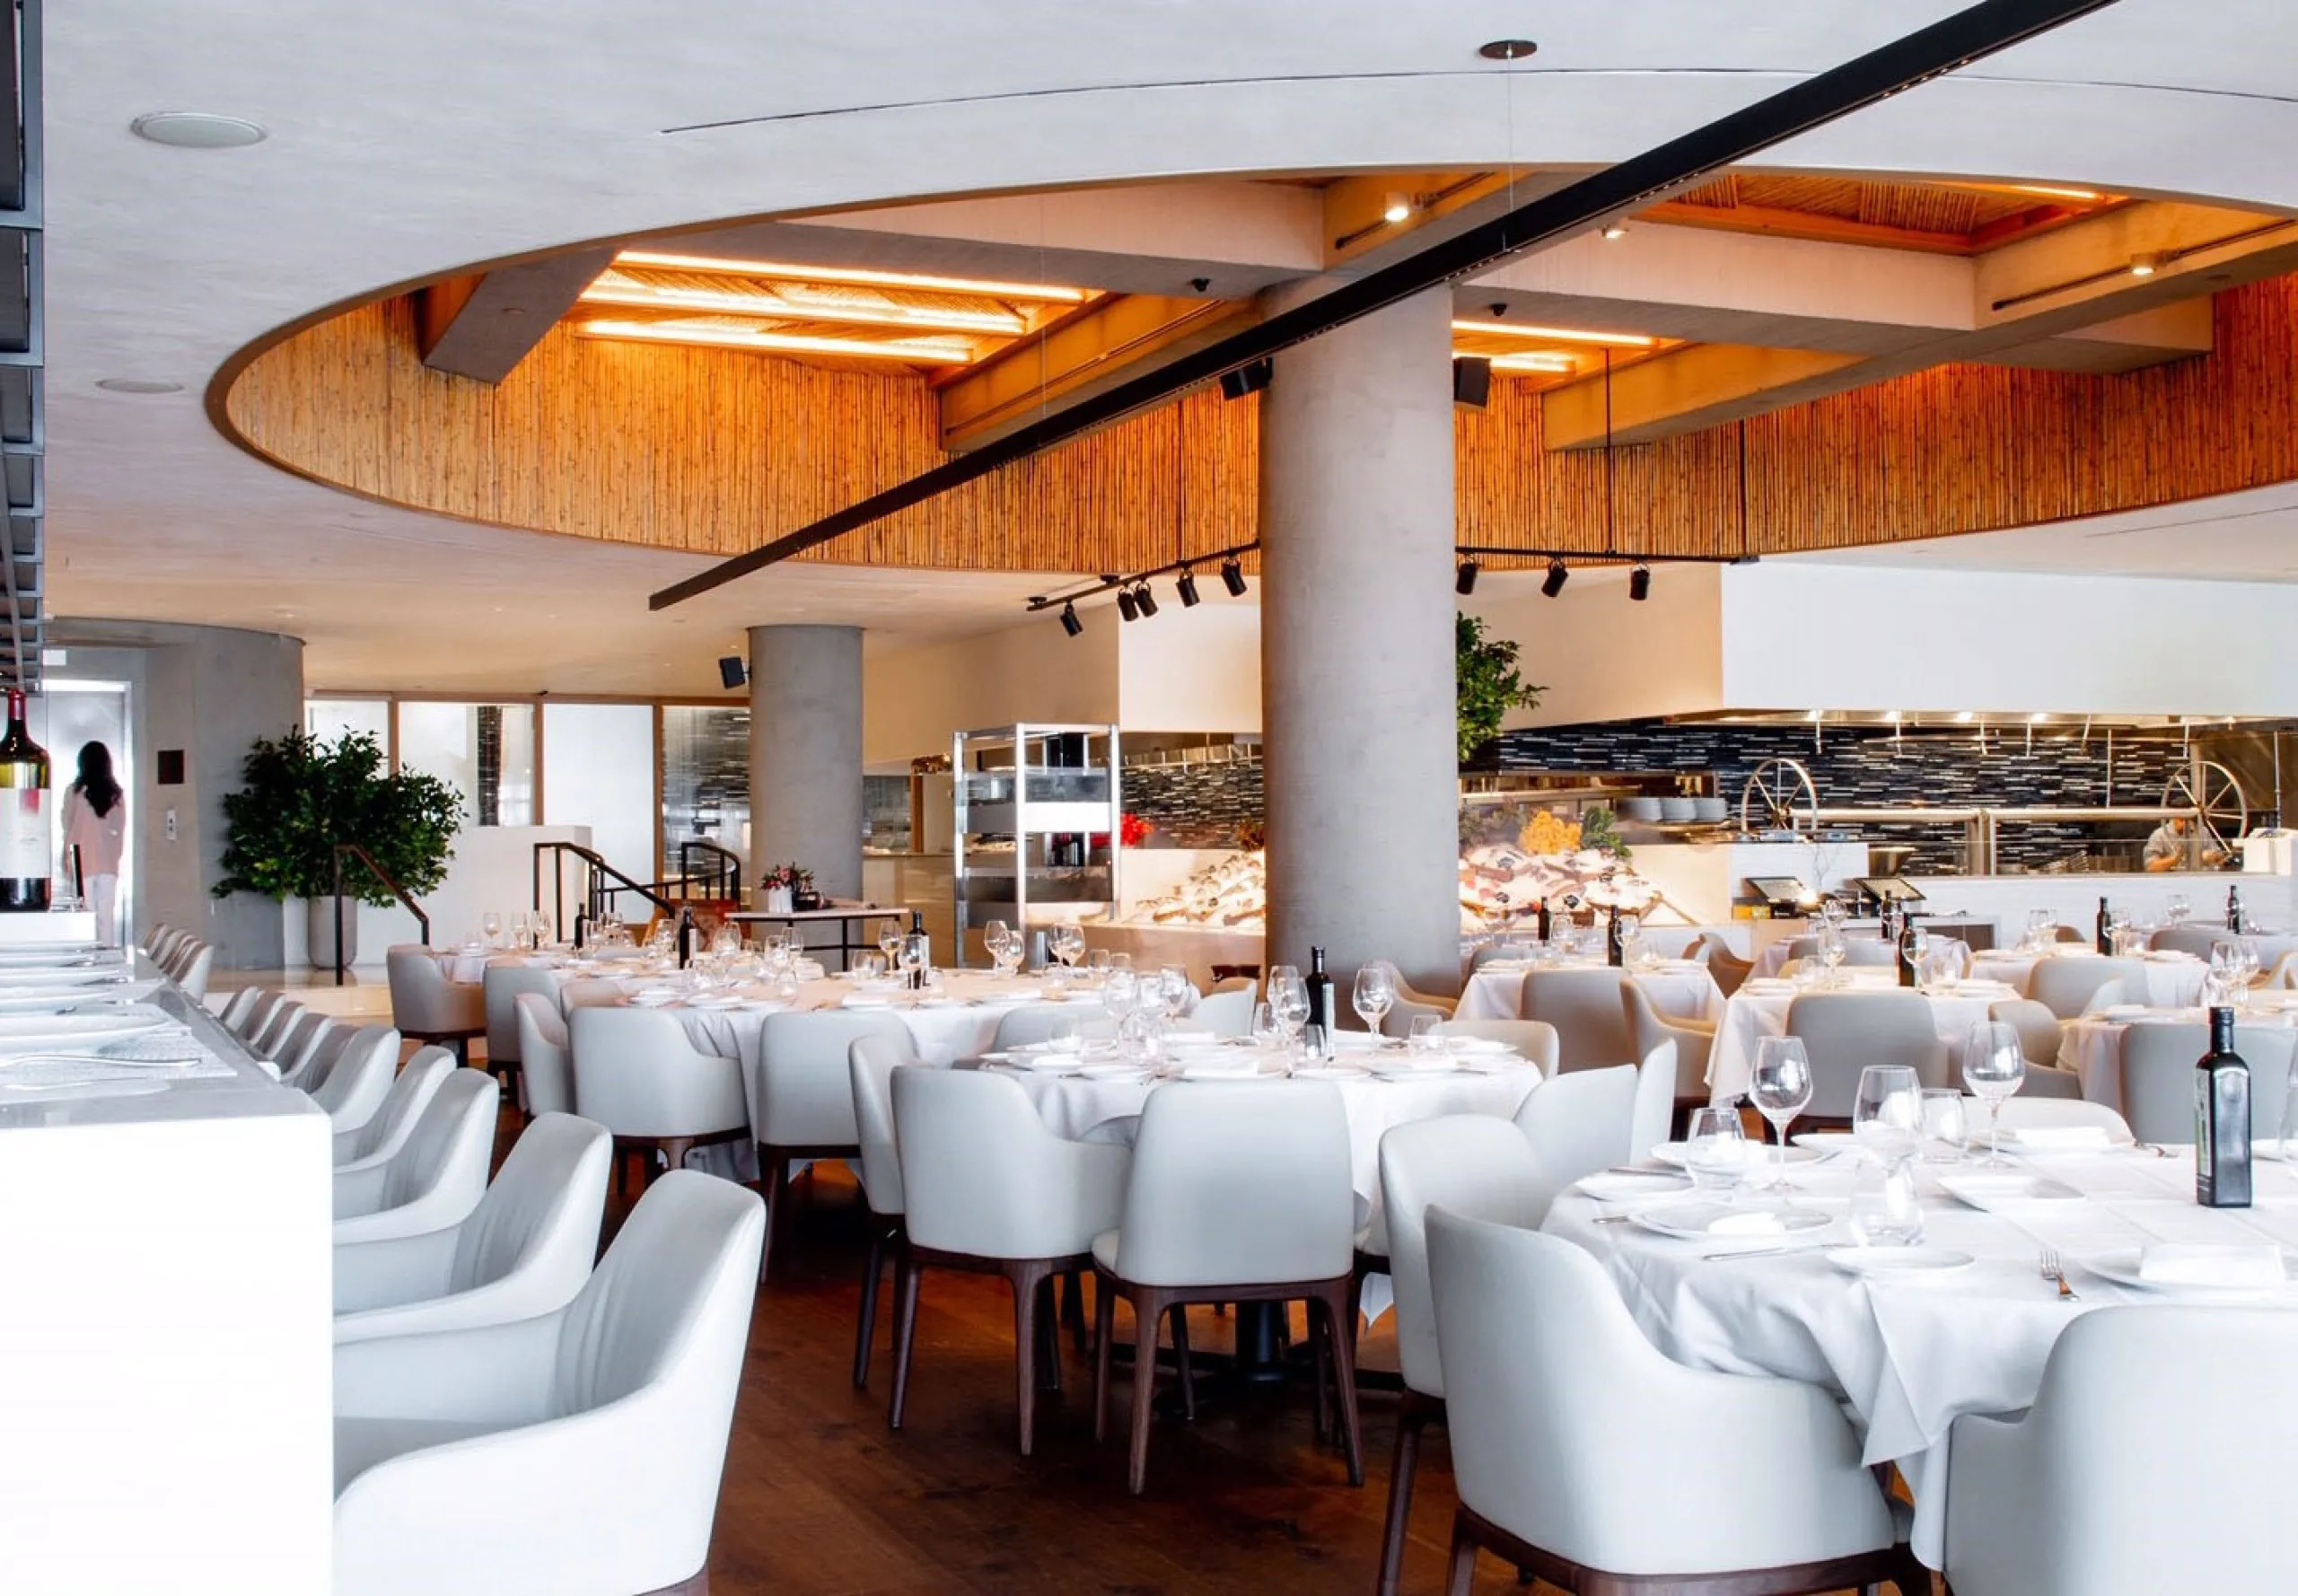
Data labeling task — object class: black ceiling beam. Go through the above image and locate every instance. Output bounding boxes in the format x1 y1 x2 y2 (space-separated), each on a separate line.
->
651 0 2118 611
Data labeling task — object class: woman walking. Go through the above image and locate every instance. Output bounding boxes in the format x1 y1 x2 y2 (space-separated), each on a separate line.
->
61 741 126 945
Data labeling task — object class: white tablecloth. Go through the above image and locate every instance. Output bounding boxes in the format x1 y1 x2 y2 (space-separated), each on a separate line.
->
1547 1145 2298 1566
636 970 1124 1068
1706 974 2021 1098
2058 1007 2298 1111
434 948 493 985
1457 961 1723 1025
1969 948 2208 1009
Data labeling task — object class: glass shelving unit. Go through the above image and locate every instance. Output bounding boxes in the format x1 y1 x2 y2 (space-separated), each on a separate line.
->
952 723 1121 967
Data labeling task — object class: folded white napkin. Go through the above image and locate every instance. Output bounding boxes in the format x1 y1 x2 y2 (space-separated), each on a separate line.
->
1998 1125 2113 1152
1707 1210 1786 1237
2139 1243 2285 1288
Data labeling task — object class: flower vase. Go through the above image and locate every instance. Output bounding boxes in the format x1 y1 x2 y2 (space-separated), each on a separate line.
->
761 885 794 915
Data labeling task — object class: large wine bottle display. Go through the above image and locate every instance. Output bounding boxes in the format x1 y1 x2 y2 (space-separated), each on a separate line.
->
0 688 48 911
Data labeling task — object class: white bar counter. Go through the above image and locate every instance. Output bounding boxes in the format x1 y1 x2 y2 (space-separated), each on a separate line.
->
0 966 331 1594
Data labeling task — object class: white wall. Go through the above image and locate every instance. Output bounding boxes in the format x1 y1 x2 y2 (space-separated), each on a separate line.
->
1118 601 1261 732
1464 564 1726 729
864 617 1119 767
1723 563 2298 717
543 703 655 880
282 823 591 966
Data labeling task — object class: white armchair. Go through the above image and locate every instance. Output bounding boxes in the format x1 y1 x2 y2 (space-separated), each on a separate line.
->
1427 1208 1923 1593
309 1025 405 1135
1512 1062 1641 1215
1623 980 1713 1125
1372 1116 1548 1596
1091 1080 1359 1494
1944 1306 2298 1595
335 1046 454 1172
1520 969 1634 1071
384 945 486 1062
175 942 214 1002
1439 1018 1559 1073
750 1010 913 1280
216 985 263 1033
2028 955 2149 1019
989 1004 1115 1049
335 1111 611 1345
333 1170 766 1596
276 1014 342 1089
569 1005 748 1195
846 1033 915 1389
334 1068 500 1245
890 1065 1126 1455
481 963 561 1109
512 991 573 1117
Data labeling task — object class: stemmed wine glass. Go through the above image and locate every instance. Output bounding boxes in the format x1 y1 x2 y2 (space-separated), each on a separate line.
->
1749 1037 1814 1196
1962 1021 2027 1166
1681 1106 1748 1203
1852 1065 1925 1171
1156 965 1191 1033
481 910 504 949
531 908 554 949
1267 966 1310 1057
1818 926 1846 987
898 932 929 991
878 921 905 973
1101 969 1138 1052
1051 925 1085 974
1353 964 1396 1042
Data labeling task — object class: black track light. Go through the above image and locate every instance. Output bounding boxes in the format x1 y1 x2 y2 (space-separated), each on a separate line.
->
1455 559 1480 596
1117 588 1140 622
1220 557 1248 597
1176 569 1201 607
1628 564 1652 601
1058 601 1083 636
1541 559 1569 599
1134 583 1159 618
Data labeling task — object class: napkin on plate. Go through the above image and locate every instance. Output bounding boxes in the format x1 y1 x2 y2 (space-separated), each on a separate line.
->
2138 1243 2285 1288
1707 1210 1787 1237
1996 1125 2114 1152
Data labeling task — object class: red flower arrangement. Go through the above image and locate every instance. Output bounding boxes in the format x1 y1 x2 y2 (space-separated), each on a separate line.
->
1118 812 1151 847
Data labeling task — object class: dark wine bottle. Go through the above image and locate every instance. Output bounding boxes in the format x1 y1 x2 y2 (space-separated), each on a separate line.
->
675 906 697 969
1535 897 1552 943
1897 911 1920 988
2095 896 2111 956
572 908 588 951
0 688 50 912
2227 885 2244 935
1303 945 1333 1057
1604 906 1624 968
2196 1005 2252 1208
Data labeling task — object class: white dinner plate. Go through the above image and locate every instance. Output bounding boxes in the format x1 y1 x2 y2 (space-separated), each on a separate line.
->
1631 1202 1832 1241
1178 1061 1271 1081
0 1010 170 1041
1371 1058 1459 1079
1652 1142 1822 1170
627 991 680 1008
2085 1248 2298 1296
1936 1171 2084 1209
1293 1065 1369 1082
1825 1246 1975 1276
1790 1131 1863 1153
1574 1171 1688 1201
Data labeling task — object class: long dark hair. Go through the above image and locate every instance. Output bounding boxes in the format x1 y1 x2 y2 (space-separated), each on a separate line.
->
73 741 121 819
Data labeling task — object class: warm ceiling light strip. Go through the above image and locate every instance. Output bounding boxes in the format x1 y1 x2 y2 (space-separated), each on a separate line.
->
612 250 1090 303
1485 352 1578 373
575 319 978 363
1996 181 2106 202
577 280 1027 334
1450 319 1656 347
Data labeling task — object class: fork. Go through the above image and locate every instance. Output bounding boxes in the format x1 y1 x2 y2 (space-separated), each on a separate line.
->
2039 1246 2079 1301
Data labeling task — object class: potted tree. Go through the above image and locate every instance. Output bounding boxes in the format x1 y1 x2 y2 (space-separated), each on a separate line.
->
213 729 463 969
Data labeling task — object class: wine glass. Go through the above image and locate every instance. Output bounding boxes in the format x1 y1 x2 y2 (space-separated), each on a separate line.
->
1819 927 1846 987
878 922 905 971
531 908 554 949
1852 1065 1924 1169
1848 1160 1925 1248
1749 1037 1813 1192
481 910 504 949
1962 1021 2027 1166
510 911 531 951
1353 964 1395 1040
1408 1013 1444 1055
1101 969 1138 1040
1052 925 1085 972
1250 1001 1285 1052
1267 966 1310 1055
1156 965 1191 1030
899 932 928 990
1681 1106 1748 1200
2167 894 2191 925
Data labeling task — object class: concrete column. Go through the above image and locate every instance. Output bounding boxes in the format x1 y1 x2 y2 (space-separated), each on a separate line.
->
1259 286 1460 995
748 624 864 901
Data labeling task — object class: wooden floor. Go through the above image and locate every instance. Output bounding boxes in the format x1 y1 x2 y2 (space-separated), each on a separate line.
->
601 1148 1925 1596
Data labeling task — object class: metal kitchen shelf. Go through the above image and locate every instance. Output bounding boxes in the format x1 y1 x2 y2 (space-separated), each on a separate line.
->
952 723 1121 967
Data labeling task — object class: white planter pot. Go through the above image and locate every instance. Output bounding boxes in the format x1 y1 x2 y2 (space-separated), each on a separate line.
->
307 896 358 971
759 886 794 915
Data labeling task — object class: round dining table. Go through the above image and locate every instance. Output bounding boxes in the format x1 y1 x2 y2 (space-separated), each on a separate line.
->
1705 970 2022 1099
1546 1139 2298 1567
1456 959 1723 1025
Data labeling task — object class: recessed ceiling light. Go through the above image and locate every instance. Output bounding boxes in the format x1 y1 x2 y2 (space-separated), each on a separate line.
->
1601 224 1630 241
1478 39 1539 60
96 377 183 394
129 111 267 150
2128 252 2162 278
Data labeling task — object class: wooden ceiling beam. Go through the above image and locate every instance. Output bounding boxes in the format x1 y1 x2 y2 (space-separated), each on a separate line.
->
1543 345 1872 450
417 249 617 384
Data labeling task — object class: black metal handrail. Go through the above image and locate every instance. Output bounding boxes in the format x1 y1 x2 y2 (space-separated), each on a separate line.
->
331 843 428 986
532 841 674 934
672 838 743 901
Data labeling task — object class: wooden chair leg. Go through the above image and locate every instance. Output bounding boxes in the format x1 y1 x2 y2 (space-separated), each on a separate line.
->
852 1226 888 1389
1167 1305 1195 1423
1311 1297 1332 1443
1092 1278 1117 1443
887 1255 923 1430
653 1136 692 1187
1377 1396 1434 1596
1318 1285 1365 1486
756 1150 791 1285
1444 1510 1480 1596
1060 1268 1089 1357
1010 1261 1044 1456
1036 1274 1063 1394
1127 1287 1161 1495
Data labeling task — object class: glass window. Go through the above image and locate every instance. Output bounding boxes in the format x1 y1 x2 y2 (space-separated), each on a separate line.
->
305 697 390 747
398 702 537 827
661 706 748 880
542 703 655 882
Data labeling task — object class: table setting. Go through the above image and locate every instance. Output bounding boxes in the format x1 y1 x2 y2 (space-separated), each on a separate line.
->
1456 949 1722 1024
1706 963 2022 1099
0 947 241 1101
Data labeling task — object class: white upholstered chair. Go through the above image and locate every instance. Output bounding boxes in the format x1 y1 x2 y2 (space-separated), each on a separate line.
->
1630 1039 1680 1158
557 977 626 1012
1427 1208 1924 1594
890 1065 1127 1454
336 1046 455 1173
2118 1022 2294 1144
333 1068 501 1245
1369 959 1456 1017
1519 969 1634 1071
384 945 487 1061
257 1002 318 1064
175 941 214 1002
332 1170 765 1596
216 985 264 1033
1372 1116 1548 1596
1439 1018 1559 1073
1705 943 1755 998
847 1034 913 1388
1622 980 1713 1122
1381 995 1451 1039
276 1014 343 1089
1988 1098 2134 1141
1512 1062 1641 1213
1191 986 1255 1037
750 1009 916 1280
335 1111 612 1345
309 1025 405 1136
569 1005 748 1194
1092 1080 1359 1495
480 962 561 1109
2148 922 2232 960
989 1004 1116 1049
512 991 573 1117
1785 992 1948 1119
2028 955 2149 1020
1944 1307 2298 1595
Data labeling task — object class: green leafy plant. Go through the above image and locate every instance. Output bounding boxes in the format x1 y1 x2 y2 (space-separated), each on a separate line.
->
213 730 463 904
1456 612 1544 766
1578 803 1632 863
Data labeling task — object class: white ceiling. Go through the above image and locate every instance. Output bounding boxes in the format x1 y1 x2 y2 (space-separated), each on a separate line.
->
40 0 2298 693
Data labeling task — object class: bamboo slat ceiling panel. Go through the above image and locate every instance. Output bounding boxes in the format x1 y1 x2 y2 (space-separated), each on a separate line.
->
221 277 2298 574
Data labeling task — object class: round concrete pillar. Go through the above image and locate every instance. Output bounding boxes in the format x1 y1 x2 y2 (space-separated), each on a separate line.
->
1259 286 1460 995
747 625 864 901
